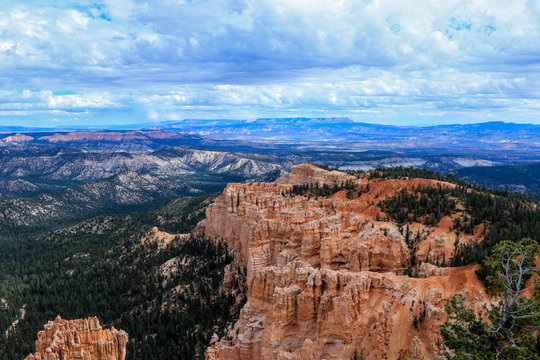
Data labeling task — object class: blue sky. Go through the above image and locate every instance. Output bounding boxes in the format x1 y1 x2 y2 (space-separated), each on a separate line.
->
1 0 540 127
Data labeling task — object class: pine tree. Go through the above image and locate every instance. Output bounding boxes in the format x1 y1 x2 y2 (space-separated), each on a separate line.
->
441 238 540 359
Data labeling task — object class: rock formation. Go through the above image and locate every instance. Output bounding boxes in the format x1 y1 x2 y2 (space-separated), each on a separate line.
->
199 164 491 360
275 164 356 186
0 133 34 144
24 316 128 360
141 226 190 248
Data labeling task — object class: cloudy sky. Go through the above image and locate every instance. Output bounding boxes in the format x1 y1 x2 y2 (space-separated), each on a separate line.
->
1 0 540 127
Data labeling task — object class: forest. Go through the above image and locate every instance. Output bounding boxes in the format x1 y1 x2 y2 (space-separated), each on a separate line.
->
0 194 244 360
372 167 540 266
1 165 539 359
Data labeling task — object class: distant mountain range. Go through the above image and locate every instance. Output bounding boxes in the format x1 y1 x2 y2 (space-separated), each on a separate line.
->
0 118 538 200
156 118 540 154
3 118 539 156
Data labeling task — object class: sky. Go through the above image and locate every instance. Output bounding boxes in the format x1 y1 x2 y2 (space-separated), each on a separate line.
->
1 0 540 128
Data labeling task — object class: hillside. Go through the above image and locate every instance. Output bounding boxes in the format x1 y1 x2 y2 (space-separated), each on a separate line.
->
0 147 288 233
1 142 539 203
0 194 243 360
0 172 198 232
0 147 287 199
199 164 540 359
456 162 540 195
2 164 538 359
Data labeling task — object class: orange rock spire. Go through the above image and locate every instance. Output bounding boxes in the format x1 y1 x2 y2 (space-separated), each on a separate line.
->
25 316 128 360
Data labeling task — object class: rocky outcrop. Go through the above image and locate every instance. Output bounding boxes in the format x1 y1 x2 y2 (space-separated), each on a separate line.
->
24 316 128 360
200 164 490 360
0 133 34 143
141 226 190 248
275 163 356 186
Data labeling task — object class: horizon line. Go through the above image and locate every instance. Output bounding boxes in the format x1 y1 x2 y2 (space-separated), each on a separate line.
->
0 118 538 133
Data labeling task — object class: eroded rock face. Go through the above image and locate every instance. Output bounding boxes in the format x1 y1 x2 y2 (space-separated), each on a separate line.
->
24 316 128 360
275 163 357 187
200 164 490 360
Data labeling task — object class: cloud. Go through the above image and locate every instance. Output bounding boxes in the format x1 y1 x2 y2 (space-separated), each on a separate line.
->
0 0 540 126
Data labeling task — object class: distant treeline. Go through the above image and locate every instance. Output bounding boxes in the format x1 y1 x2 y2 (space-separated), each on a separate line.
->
284 181 356 198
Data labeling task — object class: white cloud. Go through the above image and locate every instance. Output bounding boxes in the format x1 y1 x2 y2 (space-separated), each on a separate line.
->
0 0 539 126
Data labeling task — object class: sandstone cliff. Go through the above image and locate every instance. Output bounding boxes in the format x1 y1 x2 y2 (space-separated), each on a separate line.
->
200 164 490 360
24 316 128 360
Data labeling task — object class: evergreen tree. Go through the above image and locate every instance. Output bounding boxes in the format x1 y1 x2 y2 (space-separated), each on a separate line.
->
441 238 540 359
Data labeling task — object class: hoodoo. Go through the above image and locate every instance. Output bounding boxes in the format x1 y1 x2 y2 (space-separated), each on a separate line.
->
24 316 128 360
201 164 491 360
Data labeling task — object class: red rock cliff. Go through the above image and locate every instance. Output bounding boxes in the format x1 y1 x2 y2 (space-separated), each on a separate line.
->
200 164 490 360
25 316 128 360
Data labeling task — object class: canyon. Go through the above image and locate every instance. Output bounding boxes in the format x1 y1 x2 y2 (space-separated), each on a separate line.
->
24 316 128 360
200 164 491 360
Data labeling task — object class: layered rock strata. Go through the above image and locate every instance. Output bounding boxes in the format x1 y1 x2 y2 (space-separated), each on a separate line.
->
25 316 128 360
201 164 490 360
